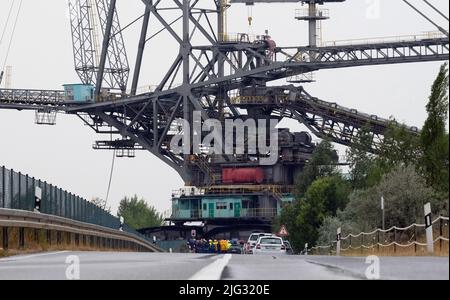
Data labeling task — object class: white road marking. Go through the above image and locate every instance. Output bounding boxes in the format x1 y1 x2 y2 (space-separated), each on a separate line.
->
0 251 70 262
190 254 232 280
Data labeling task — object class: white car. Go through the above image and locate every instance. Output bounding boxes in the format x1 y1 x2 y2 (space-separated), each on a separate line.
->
253 236 287 255
245 233 273 254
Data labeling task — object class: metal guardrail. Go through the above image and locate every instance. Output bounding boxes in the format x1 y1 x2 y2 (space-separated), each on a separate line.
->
0 209 163 252
0 166 154 245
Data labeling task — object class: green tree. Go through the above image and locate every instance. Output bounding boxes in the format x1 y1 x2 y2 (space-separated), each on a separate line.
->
305 176 351 218
117 195 164 230
420 63 449 194
342 165 443 232
295 140 339 198
346 126 377 189
317 214 355 247
273 201 302 251
347 123 422 190
380 123 421 169
281 176 350 250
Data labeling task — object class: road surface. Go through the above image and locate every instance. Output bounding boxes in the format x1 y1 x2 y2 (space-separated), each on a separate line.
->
0 251 448 280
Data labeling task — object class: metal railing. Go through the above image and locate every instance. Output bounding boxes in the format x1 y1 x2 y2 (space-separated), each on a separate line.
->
171 209 203 220
172 185 294 198
170 207 278 220
0 88 67 105
172 187 206 198
241 208 278 218
322 31 447 47
205 185 294 195
0 166 150 243
295 8 330 20
219 32 271 43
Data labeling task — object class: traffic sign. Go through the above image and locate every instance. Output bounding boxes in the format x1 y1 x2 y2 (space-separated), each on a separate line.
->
278 225 289 237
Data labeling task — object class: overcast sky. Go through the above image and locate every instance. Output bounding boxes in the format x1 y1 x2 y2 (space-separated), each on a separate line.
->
0 0 448 215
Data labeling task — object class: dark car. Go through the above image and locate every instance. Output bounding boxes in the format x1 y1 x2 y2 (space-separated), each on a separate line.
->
229 245 243 254
228 239 244 254
283 241 294 255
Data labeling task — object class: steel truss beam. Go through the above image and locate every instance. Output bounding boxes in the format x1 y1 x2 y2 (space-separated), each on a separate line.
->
0 0 448 184
69 0 97 85
268 87 419 153
0 89 69 111
69 0 130 92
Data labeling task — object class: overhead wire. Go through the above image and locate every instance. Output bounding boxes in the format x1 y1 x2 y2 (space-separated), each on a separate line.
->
422 0 449 22
0 0 16 46
247 5 253 27
247 5 254 38
0 0 17 86
2 0 23 71
104 148 117 210
402 0 449 37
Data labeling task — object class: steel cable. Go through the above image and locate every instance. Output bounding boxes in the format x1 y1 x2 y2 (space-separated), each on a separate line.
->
0 0 15 47
104 149 116 210
422 0 449 22
402 0 449 37
1 0 23 71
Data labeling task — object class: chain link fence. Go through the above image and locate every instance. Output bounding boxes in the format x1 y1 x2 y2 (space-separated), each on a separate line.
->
0 166 146 240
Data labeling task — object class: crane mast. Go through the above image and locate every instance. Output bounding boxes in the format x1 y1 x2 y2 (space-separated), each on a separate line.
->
68 0 129 93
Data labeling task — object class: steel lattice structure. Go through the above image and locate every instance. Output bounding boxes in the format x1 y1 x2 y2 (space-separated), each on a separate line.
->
1 0 449 187
69 0 129 92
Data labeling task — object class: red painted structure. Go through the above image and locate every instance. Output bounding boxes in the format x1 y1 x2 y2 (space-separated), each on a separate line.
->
222 168 265 184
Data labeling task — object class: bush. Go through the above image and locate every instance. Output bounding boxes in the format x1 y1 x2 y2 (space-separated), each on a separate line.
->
317 165 446 243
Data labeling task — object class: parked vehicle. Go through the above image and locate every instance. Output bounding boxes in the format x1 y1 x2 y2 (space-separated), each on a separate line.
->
229 242 243 254
245 233 273 254
283 240 294 255
253 236 287 256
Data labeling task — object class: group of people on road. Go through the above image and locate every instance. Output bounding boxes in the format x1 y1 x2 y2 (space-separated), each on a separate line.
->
187 239 233 254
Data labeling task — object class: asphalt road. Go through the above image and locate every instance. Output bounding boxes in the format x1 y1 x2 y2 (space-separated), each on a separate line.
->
0 251 448 280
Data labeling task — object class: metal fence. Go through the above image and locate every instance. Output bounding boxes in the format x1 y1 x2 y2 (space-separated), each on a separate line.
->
0 166 145 239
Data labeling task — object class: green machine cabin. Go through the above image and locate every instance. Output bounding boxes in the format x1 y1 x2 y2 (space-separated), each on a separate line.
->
170 187 294 222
